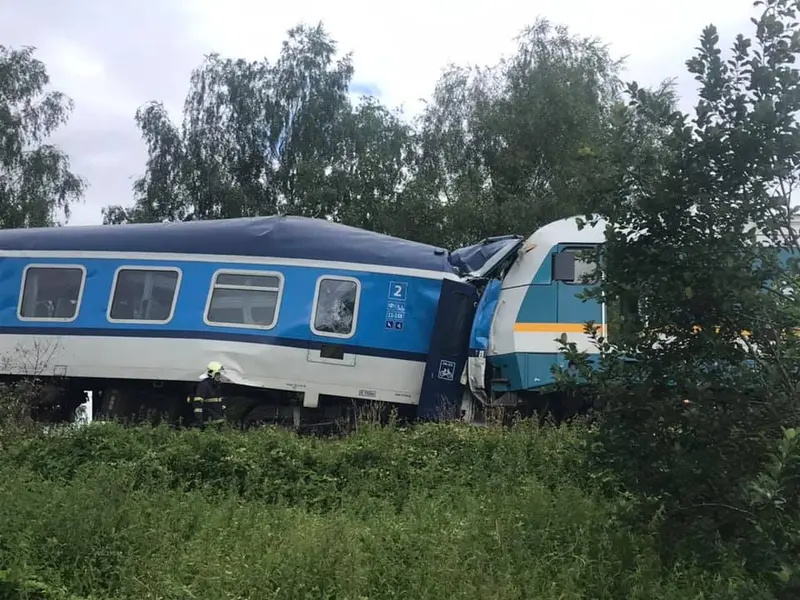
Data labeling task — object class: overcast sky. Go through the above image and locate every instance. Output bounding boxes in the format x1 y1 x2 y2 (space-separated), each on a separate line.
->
0 0 755 227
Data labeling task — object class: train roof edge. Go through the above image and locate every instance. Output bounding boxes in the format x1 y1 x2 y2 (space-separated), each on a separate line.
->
0 215 457 274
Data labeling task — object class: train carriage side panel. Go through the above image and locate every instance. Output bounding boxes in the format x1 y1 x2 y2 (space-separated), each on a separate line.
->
0 253 454 408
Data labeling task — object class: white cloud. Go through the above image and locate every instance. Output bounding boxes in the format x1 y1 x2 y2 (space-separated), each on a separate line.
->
0 0 763 225
180 0 754 116
46 37 106 82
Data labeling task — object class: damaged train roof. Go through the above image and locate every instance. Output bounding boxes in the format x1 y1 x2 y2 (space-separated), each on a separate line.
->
0 215 457 273
0 215 534 278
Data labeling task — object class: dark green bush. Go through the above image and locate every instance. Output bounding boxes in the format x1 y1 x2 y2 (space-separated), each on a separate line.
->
550 1 800 595
0 421 770 599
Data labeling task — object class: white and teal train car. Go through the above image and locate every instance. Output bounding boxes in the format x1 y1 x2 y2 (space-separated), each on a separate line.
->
457 217 605 419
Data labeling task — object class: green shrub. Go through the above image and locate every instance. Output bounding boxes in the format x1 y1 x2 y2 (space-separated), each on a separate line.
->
551 1 800 594
0 421 770 599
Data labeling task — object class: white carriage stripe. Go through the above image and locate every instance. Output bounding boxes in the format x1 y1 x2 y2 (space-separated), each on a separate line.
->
504 331 601 355
0 250 464 281
0 334 425 407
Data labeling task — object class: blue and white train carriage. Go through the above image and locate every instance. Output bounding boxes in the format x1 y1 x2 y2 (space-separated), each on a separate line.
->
0 214 606 425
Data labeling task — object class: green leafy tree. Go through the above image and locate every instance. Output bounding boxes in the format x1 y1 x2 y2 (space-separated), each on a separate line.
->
414 18 629 247
323 96 416 232
110 19 675 252
556 0 800 592
104 23 413 233
0 45 85 228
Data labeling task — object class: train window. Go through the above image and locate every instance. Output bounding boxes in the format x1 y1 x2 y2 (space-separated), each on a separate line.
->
204 269 283 329
311 276 360 338
18 265 86 322
108 267 181 323
560 248 598 285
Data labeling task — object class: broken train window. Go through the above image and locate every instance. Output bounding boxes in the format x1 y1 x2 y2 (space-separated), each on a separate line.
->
312 277 360 337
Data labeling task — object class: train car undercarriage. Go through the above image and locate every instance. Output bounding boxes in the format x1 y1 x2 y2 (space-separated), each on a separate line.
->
1 374 435 432
0 372 595 434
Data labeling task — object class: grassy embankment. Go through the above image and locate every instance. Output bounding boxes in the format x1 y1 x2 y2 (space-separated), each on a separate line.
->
0 418 769 599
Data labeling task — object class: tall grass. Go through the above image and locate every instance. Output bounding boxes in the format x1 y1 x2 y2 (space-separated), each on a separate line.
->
0 420 767 599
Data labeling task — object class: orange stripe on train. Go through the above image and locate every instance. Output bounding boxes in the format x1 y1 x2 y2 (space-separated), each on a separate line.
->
512 323 606 333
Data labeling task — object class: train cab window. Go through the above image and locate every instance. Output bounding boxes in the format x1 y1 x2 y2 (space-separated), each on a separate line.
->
205 270 283 329
108 267 181 323
558 248 598 285
311 276 360 338
18 265 86 321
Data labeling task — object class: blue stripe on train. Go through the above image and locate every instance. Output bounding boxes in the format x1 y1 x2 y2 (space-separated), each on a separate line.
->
0 256 443 357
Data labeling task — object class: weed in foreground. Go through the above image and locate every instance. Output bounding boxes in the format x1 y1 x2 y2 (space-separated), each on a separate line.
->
0 421 769 599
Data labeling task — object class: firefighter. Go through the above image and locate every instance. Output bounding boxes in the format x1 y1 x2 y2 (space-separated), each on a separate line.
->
188 361 227 428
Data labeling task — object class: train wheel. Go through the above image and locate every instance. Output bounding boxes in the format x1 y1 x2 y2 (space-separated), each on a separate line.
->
97 387 131 423
236 400 287 429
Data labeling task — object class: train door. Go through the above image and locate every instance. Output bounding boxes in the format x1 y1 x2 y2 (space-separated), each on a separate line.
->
417 278 479 419
552 245 603 335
